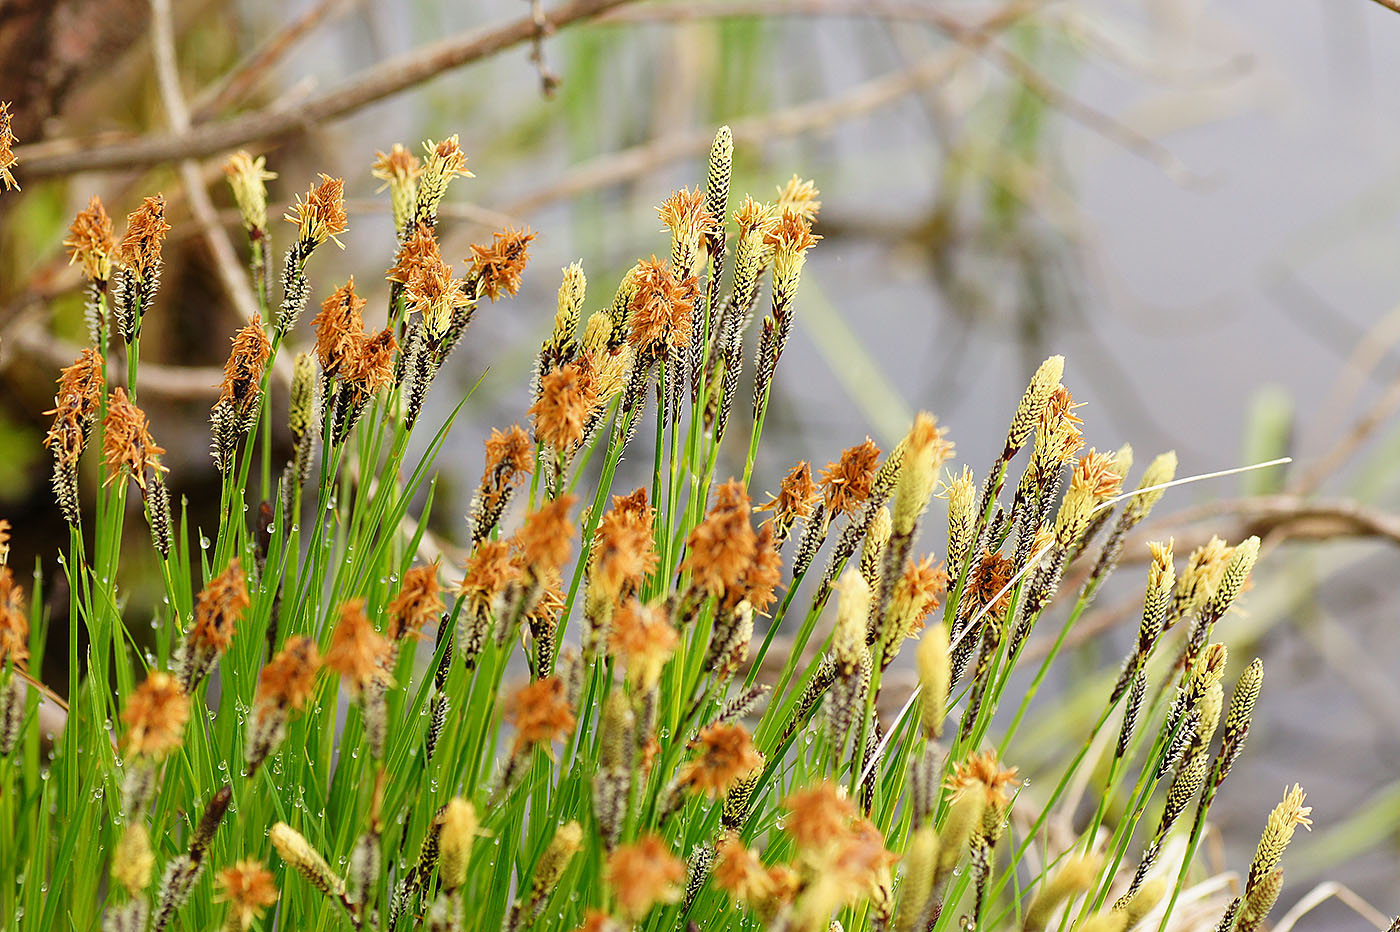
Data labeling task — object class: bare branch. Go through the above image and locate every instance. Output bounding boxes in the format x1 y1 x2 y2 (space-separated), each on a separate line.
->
14 0 637 179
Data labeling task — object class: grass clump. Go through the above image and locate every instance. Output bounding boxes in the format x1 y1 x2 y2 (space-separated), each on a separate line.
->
0 119 1310 932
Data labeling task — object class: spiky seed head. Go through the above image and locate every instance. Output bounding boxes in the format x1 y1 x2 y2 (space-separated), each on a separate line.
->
270 823 344 896
531 821 583 901
112 823 155 895
1024 853 1102 931
892 412 954 536
915 622 949 739
1118 876 1167 929
1204 536 1260 621
438 798 479 892
1227 658 1264 733
1005 355 1064 454
832 570 871 675
1246 785 1311 892
1126 451 1178 522
945 466 976 572
893 826 939 932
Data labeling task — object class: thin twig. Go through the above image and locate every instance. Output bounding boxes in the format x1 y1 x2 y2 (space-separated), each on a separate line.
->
1365 0 1400 15
598 0 1199 184
149 0 292 387
190 0 352 121
499 4 1031 218
14 0 638 179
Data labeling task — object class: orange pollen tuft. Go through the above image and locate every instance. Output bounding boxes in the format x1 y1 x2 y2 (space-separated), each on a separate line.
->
387 564 444 641
323 599 393 695
819 439 881 519
513 495 577 573
468 227 536 302
102 387 167 490
530 361 598 453
682 480 757 597
118 195 171 278
505 675 575 753
122 671 190 758
64 196 116 279
625 256 695 354
255 636 321 718
680 722 762 798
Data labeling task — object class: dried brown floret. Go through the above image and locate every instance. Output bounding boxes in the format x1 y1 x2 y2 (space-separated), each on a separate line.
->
103 387 167 490
324 600 393 697
468 227 537 302
947 749 1020 811
505 675 575 754
609 599 677 690
216 314 272 417
0 566 29 668
311 279 367 379
0 101 17 192
387 563 445 642
783 781 856 851
530 360 598 452
215 859 279 931
189 560 250 655
625 255 695 355
683 480 757 597
285 173 348 248
122 671 189 758
119 195 171 279
255 636 322 716
819 439 881 519
64 196 116 280
513 495 577 574
679 722 762 798
605 835 684 922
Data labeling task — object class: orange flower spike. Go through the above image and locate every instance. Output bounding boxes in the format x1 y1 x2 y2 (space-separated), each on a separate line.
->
122 671 190 758
64 196 116 280
468 227 537 302
505 676 575 755
323 599 393 696
102 388 167 490
605 835 685 922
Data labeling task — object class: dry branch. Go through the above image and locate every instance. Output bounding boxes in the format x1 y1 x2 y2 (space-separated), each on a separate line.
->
13 0 637 178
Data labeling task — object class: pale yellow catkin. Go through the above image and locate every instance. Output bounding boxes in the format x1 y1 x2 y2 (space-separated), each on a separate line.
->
437 798 479 893
916 623 950 739
1022 854 1101 931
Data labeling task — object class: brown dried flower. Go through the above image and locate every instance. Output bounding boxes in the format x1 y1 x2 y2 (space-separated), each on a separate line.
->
590 489 658 598
0 101 17 192
531 360 598 453
457 539 519 614
966 549 1015 620
505 675 575 754
514 495 577 574
683 480 757 597
947 749 1020 811
0 566 29 669
255 636 322 717
215 859 280 931
758 461 822 535
783 781 857 852
819 439 881 519
311 279 367 379
43 347 105 464
468 227 537 302
605 835 685 921
216 314 272 416
387 563 444 641
119 195 171 279
680 722 762 798
103 387 167 490
286 173 348 248
189 559 251 655
732 524 784 615
713 835 776 904
626 255 695 354
64 196 116 280
609 598 678 690
889 555 950 636
324 600 393 696
122 671 190 758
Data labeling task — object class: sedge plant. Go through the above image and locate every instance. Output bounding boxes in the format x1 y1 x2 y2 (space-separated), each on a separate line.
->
0 117 1317 932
